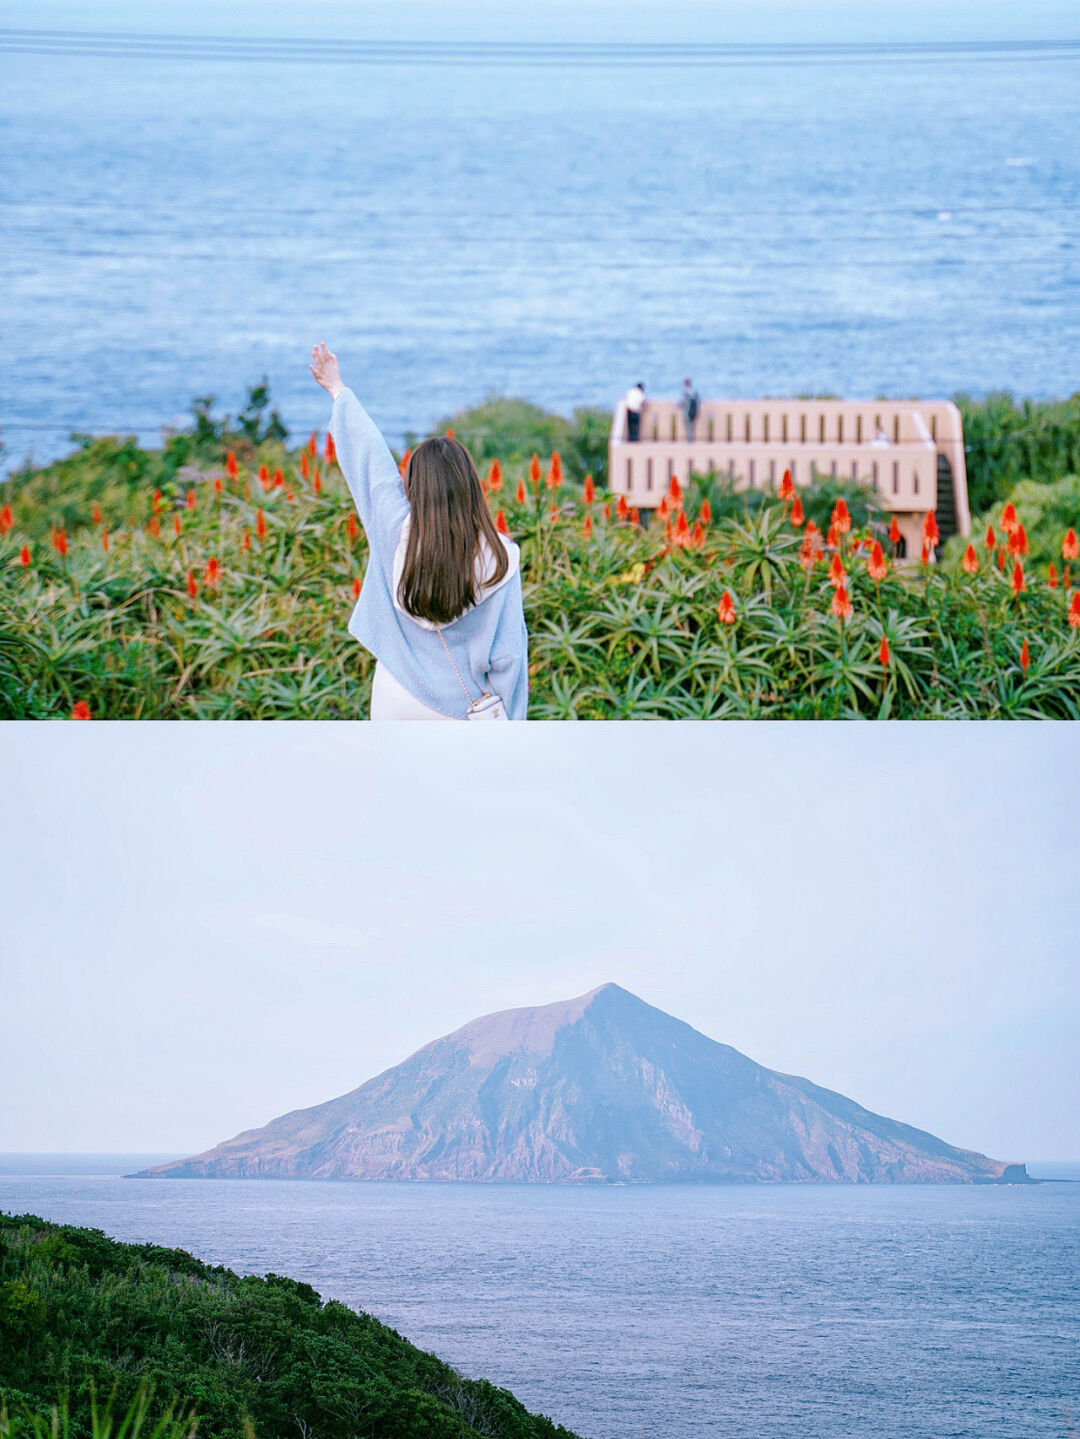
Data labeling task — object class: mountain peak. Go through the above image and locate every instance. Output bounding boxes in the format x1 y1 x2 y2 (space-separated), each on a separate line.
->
445 983 632 1066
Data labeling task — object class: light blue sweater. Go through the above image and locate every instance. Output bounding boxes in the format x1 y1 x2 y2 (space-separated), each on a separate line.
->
329 388 529 719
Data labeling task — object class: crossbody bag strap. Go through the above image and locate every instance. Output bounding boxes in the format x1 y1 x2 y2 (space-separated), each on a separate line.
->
435 623 484 710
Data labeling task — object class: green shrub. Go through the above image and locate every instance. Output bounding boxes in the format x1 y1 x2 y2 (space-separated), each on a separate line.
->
0 1213 580 1439
957 392 1080 514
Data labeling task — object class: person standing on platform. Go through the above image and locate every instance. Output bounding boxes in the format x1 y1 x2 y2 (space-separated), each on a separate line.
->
625 382 646 442
680 379 700 442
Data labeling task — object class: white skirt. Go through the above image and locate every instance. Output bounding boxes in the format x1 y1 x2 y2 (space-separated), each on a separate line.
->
370 660 460 721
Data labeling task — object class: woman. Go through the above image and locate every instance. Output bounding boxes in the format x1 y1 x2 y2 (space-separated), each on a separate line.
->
309 343 528 720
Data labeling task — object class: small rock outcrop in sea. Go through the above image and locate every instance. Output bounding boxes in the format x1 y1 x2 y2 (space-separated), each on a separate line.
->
135 984 1029 1185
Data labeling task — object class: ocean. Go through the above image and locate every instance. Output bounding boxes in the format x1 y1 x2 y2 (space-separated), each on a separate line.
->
1 1 1078 473
2 1157 1078 1439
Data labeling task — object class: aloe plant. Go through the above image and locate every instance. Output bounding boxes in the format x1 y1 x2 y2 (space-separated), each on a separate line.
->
1 429 1077 720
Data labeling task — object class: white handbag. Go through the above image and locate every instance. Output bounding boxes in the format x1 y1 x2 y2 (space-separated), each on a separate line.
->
436 626 508 721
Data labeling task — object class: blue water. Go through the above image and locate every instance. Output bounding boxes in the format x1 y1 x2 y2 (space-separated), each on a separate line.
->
2 1159 1078 1439
1 2 1079 473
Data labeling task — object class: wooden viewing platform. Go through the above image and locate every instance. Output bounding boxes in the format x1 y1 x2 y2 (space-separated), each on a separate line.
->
609 397 970 555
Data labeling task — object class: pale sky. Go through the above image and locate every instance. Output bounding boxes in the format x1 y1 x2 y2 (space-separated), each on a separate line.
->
8 0 1078 43
1 722 1077 1162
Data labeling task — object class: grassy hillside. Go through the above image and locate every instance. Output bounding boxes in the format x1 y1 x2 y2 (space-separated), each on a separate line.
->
0 1211 581 1439
1 390 1078 719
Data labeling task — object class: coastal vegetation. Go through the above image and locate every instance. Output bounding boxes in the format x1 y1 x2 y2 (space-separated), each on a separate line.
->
1 387 1077 720
0 1211 580 1439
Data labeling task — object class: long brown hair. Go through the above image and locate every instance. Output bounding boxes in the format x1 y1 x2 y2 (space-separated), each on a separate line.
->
398 436 509 624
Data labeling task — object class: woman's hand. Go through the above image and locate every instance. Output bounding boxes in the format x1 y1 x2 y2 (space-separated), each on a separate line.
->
309 342 344 398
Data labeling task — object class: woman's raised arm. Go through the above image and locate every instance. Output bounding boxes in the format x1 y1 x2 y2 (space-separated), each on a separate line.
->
309 343 407 544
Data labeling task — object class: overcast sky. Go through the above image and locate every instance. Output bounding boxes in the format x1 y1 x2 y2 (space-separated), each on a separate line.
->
1 722 1077 1162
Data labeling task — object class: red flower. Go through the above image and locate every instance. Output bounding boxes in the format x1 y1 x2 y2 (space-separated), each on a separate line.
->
1048 563 1059 588
352 577 362 599
52 528 68 557
259 463 271 488
186 570 198 599
242 530 251 550
716 590 736 624
616 494 629 520
699 499 712 526
582 514 593 540
225 451 238 478
102 529 109 553
173 514 182 537
347 512 359 542
18 544 31 566
148 516 161 538
203 556 221 587
400 448 412 475
300 452 310 480
674 510 690 544
920 540 930 564
657 495 669 520
186 489 196 510
547 452 563 490
602 503 611 520
308 433 317 456
324 433 336 464
799 531 824 569
828 552 846 587
668 475 682 507
1069 593 1080 628
867 540 887 582
997 548 1006 570
629 506 640 526
879 635 890 668
830 498 851 535
515 479 527 505
529 453 541 487
313 474 322 496
961 544 979 575
984 524 996 551
831 583 853 621
889 515 901 545
922 510 939 548
1008 523 1028 556
1020 638 1030 673
826 523 839 549
690 521 704 548
488 459 503 493
789 496 804 528
1010 561 1026 595
445 427 456 439
90 503 101 527
70 700 91 721
1063 528 1079 561
256 509 267 540
152 489 163 514
495 509 509 535
548 503 558 523
213 477 223 493
1000 502 1018 534
583 473 595 505
0 503 13 535
778 468 794 502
